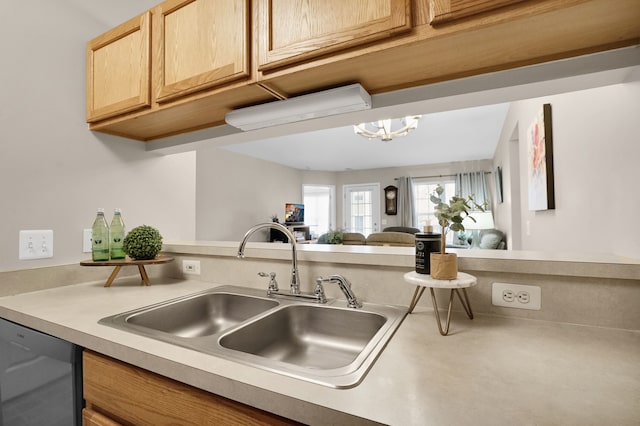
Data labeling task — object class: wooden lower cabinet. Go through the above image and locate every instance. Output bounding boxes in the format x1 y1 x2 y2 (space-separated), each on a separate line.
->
82 350 299 426
83 408 123 426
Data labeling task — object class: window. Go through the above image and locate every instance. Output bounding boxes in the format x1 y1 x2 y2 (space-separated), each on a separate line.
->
343 183 380 236
413 179 456 240
303 185 335 239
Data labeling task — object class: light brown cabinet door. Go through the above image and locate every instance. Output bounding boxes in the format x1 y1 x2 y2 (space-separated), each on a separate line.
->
428 0 526 24
82 408 122 426
83 351 298 426
153 0 251 103
86 12 151 123
258 0 412 72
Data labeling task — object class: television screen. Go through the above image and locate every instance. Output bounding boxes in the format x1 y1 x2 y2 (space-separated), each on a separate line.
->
284 203 304 224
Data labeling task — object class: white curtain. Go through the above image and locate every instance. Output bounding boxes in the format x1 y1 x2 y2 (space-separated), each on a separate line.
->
396 176 416 227
456 172 490 207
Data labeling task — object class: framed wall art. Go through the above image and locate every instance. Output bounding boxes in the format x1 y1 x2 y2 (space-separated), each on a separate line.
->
527 104 555 211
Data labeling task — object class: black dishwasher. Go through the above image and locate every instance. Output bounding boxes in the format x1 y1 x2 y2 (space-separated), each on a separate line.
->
0 318 82 426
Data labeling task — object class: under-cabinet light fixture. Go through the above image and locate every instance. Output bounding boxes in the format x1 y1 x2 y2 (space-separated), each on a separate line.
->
225 83 372 131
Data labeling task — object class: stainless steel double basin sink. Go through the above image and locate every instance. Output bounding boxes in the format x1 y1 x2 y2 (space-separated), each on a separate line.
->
99 285 407 388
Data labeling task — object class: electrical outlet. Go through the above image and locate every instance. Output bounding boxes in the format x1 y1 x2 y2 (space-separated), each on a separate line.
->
502 289 515 302
182 260 201 275
517 291 530 304
492 283 541 310
83 229 92 253
19 230 54 260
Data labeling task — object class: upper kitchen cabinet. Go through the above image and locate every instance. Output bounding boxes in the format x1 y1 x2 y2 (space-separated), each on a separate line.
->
86 12 151 123
87 0 276 141
254 0 640 100
87 0 640 143
428 0 527 24
153 0 250 103
257 0 412 72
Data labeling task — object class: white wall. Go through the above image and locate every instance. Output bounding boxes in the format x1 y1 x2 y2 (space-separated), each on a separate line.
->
5 1 636 276
493 81 640 257
196 148 303 241
0 1 196 272
493 122 521 250
196 151 495 238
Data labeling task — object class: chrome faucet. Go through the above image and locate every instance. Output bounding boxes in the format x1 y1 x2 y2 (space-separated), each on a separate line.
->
257 270 327 303
238 224 359 306
238 222 302 294
316 275 363 308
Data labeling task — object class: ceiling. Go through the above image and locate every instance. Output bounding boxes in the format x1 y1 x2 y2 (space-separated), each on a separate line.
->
222 103 510 171
69 0 159 28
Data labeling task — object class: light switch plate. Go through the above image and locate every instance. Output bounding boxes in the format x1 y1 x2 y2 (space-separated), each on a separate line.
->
19 230 54 260
182 260 201 275
83 229 92 253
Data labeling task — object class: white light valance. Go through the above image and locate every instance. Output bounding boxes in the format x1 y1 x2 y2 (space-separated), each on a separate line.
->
225 84 372 131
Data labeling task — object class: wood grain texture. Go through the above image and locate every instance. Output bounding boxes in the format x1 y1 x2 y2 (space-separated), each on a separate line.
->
413 0 432 25
86 12 151 122
83 408 123 426
258 0 412 71
258 0 640 96
79 255 173 267
154 0 251 103
429 0 527 24
89 82 276 141
83 351 300 426
88 0 640 142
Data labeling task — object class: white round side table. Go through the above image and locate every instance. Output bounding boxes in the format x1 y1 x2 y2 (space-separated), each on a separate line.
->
403 271 477 336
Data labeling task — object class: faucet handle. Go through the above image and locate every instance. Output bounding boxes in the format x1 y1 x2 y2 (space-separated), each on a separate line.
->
258 272 279 293
319 275 362 309
314 277 327 304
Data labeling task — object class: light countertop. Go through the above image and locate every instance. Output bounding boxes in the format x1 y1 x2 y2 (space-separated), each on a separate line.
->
0 277 638 425
163 240 640 280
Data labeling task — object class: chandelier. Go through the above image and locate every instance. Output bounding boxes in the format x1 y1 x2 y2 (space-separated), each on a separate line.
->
354 115 422 142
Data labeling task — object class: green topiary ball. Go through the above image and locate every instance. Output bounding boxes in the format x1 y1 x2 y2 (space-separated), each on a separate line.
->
123 225 163 260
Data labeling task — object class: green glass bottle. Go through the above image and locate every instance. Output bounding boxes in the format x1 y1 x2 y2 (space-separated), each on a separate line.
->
92 208 110 261
110 208 126 260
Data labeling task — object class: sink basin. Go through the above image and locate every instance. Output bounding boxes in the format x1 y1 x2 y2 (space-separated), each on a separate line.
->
99 285 406 388
99 287 279 341
125 292 279 338
220 305 386 369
